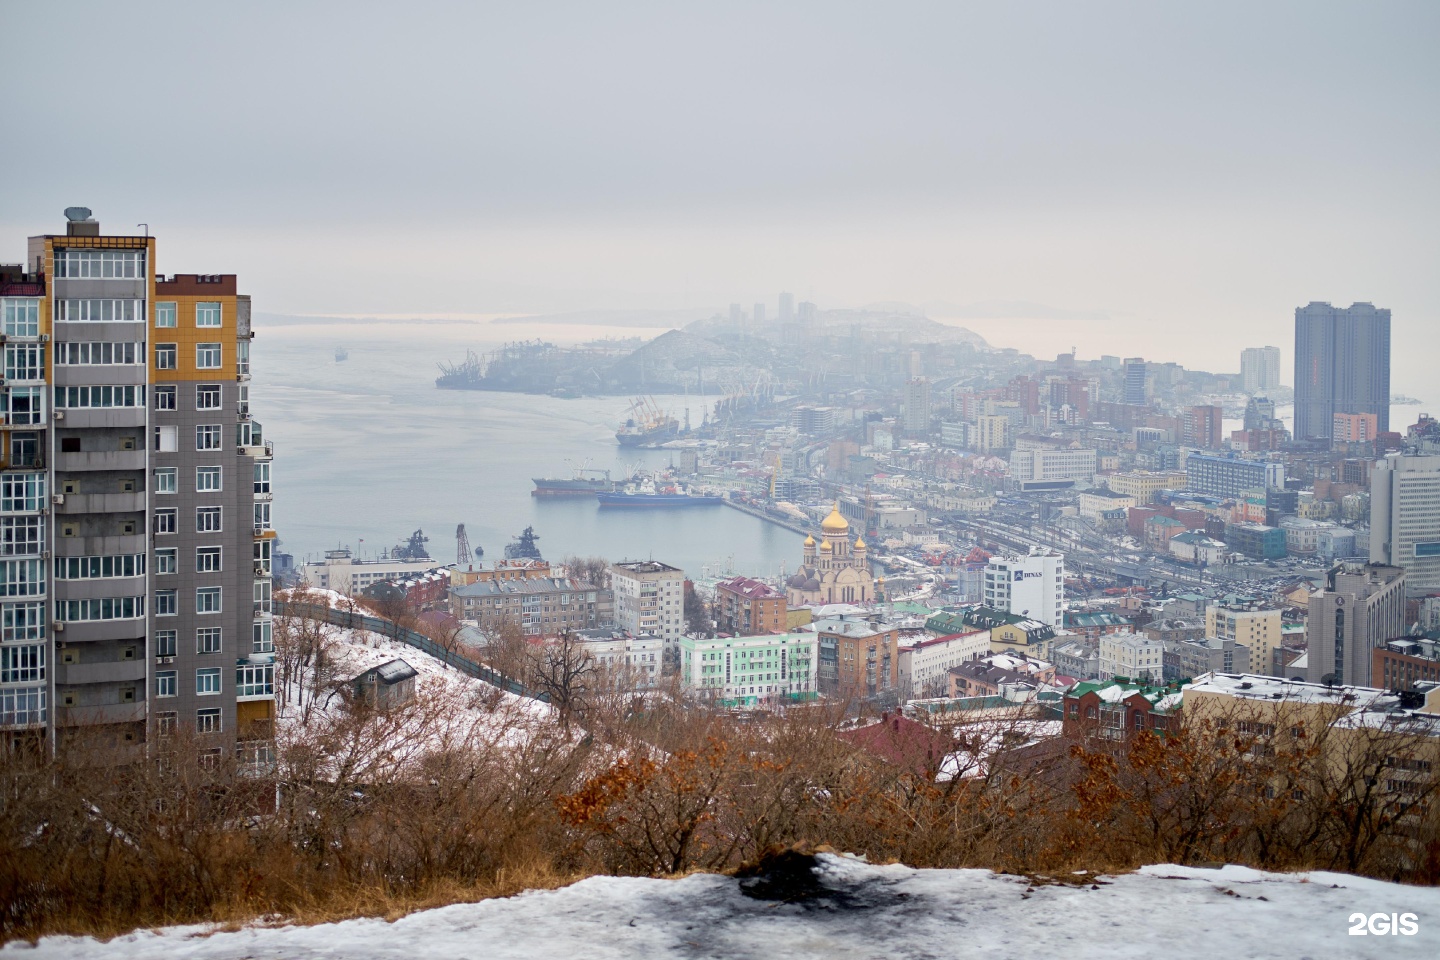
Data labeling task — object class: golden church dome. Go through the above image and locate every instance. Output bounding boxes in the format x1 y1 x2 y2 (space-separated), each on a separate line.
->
820 502 849 533
854 537 867 551
819 539 833 552
804 534 815 547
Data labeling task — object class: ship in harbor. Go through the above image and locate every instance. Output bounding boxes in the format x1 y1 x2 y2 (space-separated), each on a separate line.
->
532 467 615 497
616 396 682 448
597 474 723 508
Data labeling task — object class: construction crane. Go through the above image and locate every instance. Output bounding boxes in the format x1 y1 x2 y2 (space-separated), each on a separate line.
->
456 524 472 567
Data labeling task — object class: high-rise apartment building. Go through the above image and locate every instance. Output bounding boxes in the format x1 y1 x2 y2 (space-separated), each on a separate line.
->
610 560 685 661
777 292 794 323
1370 454 1440 597
1122 357 1147 406
1240 346 1281 394
1183 404 1224 449
1294 301 1391 442
902 377 930 436
0 209 275 761
752 303 765 327
1305 562 1406 687
982 548 1064 628
1332 412 1378 444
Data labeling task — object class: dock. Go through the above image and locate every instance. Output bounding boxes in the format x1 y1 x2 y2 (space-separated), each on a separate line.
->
722 498 812 537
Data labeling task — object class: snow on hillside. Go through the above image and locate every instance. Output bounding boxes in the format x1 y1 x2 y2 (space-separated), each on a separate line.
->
275 618 552 769
12 855 1438 959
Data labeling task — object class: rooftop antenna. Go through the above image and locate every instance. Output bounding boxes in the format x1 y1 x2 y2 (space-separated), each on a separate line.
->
137 223 149 237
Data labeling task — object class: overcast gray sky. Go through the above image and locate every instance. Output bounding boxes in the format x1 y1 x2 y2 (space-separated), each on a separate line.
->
3 1 1437 389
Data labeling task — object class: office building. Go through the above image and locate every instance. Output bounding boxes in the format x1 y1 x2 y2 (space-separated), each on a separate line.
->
679 631 817 708
752 303 765 327
1305 562 1406 687
778 291 794 323
0 208 276 762
902 377 930 436
973 414 1010 453
1185 453 1285 498
982 548 1064 628
1007 447 1097 491
1098 631 1166 683
1240 346 1281 393
1123 358 1147 405
1370 454 1440 596
1294 301 1391 442
610 560 686 658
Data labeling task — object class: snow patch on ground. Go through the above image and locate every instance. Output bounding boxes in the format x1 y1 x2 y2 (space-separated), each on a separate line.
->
10 855 1438 959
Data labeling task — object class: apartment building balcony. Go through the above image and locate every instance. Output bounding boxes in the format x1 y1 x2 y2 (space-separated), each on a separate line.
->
52 408 146 430
54 533 147 557
56 449 145 472
54 576 146 600
52 618 145 644
55 659 146 686
55 701 146 727
55 492 145 514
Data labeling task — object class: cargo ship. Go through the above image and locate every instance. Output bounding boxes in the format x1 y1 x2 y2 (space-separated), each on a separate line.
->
532 468 614 497
616 396 682 448
597 475 723 507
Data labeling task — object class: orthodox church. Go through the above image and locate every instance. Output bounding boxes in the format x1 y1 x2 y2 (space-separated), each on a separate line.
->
786 503 876 606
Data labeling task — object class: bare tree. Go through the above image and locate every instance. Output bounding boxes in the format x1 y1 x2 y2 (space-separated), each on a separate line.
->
529 630 596 725
560 555 611 589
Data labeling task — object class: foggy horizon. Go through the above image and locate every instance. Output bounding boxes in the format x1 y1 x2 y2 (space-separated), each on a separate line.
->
3 2 1438 392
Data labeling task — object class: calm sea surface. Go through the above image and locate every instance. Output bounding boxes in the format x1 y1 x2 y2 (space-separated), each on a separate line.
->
251 319 803 579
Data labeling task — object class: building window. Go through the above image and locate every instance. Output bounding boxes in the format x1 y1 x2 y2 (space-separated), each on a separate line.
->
154 386 177 411
253 618 273 654
237 662 274 698
195 384 222 410
155 301 177 328
4 344 44 381
156 671 177 698
156 711 178 735
155 343 177 369
196 546 222 572
196 707 222 733
196 587 222 615
56 299 143 322
2 388 43 425
254 501 270 532
196 669 221 696
154 425 178 452
0 474 45 513
254 461 270 494
196 425 222 450
0 644 44 683
0 559 45 597
2 299 40 337
54 554 144 579
154 509 177 535
57 341 144 365
55 385 145 409
1 602 44 642
0 516 44 556
197 507 222 533
237 339 249 376
196 302 222 327
155 548 178 576
196 467 222 492
154 468 177 495
155 629 177 658
155 590 178 616
54 249 145 279
197 627 222 654
196 343 222 369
